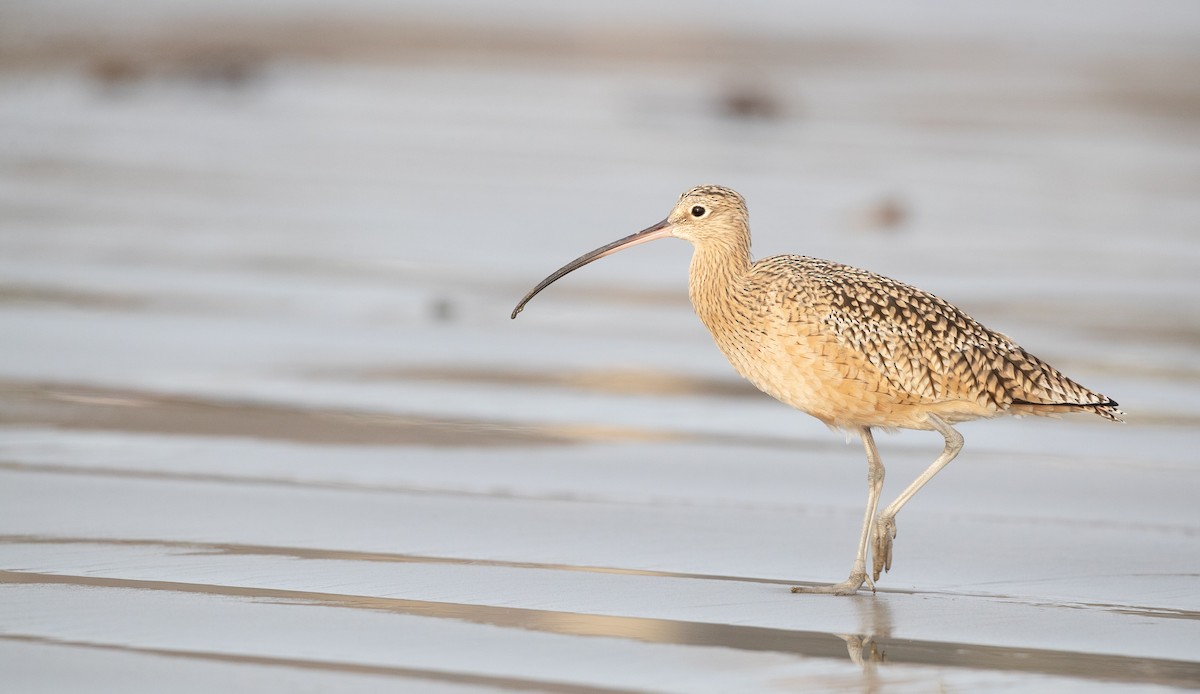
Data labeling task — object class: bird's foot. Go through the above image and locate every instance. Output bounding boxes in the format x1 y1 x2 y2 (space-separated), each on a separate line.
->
871 515 897 582
838 633 885 669
791 570 871 596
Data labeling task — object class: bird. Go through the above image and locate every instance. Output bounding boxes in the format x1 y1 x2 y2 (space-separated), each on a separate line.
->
510 185 1122 595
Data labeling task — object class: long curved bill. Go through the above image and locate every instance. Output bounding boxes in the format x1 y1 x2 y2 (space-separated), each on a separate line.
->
510 218 673 319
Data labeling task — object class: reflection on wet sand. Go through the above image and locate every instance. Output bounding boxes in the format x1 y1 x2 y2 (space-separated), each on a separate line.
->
0 284 149 310
4 570 1198 687
0 381 570 448
0 634 634 694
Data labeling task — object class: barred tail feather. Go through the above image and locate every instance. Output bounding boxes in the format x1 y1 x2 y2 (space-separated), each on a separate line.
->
1010 398 1125 423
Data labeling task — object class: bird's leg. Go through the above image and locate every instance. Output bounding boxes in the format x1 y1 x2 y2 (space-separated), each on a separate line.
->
871 413 963 581
793 427 883 596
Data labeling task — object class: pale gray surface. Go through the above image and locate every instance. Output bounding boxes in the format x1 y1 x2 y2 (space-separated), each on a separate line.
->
1 1 1199 692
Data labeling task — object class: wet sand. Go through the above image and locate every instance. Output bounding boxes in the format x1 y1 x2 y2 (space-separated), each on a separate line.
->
2 1 1200 692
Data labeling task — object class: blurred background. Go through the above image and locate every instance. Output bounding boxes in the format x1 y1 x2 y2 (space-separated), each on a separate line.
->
2 1 1199 691
1 0 1197 429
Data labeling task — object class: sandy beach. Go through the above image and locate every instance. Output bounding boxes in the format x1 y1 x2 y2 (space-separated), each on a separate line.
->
2 1 1199 691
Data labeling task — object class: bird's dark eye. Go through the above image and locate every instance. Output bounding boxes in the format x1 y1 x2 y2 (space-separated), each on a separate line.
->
691 205 706 218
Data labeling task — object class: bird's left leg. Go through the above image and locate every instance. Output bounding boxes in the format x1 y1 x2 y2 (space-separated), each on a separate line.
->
871 413 963 581
793 426 883 595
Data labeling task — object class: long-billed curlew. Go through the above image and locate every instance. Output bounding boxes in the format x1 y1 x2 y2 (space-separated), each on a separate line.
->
511 185 1122 595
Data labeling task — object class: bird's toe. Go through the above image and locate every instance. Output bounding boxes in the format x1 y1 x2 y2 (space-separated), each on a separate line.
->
871 516 897 582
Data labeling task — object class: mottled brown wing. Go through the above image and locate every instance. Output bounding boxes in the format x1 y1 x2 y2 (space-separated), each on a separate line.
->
771 256 1117 415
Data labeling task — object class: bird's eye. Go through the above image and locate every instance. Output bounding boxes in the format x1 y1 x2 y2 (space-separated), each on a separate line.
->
691 205 707 218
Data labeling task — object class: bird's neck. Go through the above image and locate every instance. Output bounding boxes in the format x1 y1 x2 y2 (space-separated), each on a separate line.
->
687 233 752 325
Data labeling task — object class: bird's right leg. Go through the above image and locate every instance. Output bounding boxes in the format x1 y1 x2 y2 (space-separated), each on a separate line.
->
792 427 884 596
871 413 963 581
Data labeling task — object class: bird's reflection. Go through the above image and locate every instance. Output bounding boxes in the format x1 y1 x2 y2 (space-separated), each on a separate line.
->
812 596 894 693
836 596 894 671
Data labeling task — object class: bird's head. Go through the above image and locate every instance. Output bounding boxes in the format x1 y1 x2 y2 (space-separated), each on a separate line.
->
663 185 749 245
510 185 749 319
